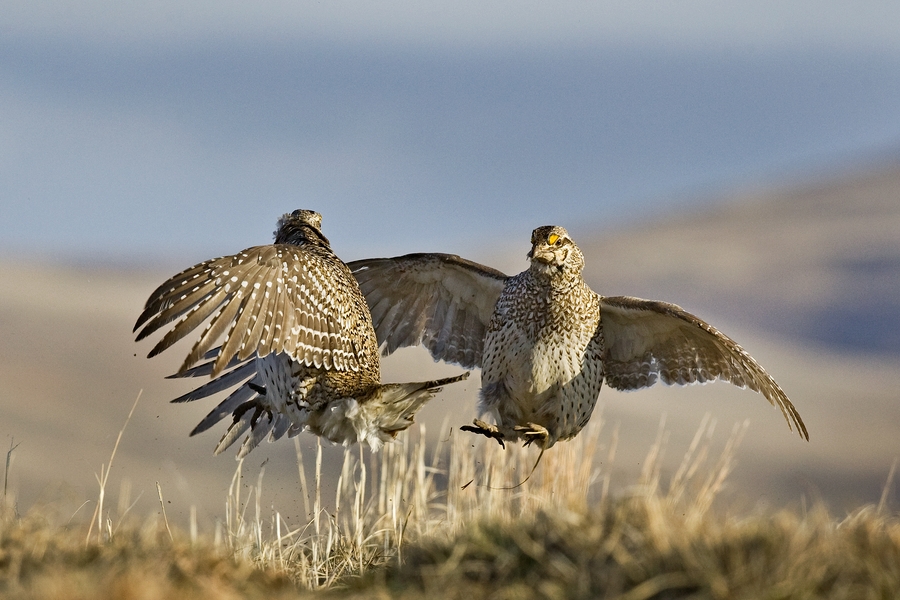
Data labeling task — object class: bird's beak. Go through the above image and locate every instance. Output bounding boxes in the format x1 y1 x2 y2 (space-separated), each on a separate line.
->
528 244 552 264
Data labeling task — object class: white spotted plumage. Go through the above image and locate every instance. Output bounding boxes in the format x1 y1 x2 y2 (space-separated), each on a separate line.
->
136 209 468 457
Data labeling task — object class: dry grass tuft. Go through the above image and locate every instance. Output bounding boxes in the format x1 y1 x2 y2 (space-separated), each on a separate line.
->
0 506 299 600
2 411 899 599
357 500 900 599
343 419 900 599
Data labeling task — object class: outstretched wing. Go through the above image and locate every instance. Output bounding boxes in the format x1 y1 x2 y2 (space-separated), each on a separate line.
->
347 253 508 369
135 244 376 376
599 295 808 440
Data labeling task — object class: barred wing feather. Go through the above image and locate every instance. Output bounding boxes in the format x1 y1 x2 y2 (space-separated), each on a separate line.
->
134 245 372 377
599 295 808 440
348 253 507 369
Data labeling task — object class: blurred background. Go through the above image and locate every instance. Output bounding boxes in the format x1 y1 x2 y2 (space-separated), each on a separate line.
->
1 1 898 524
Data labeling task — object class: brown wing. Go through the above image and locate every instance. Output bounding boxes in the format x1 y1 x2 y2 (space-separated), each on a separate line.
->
347 253 508 369
134 244 377 376
600 295 808 440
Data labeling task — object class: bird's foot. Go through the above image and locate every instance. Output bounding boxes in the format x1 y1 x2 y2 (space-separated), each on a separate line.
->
460 419 506 448
514 422 550 448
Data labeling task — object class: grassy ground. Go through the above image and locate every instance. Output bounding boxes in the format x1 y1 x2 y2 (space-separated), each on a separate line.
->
2 415 898 599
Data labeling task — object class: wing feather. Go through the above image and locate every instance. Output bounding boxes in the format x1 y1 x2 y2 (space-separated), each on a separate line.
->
134 264 216 333
347 253 508 369
245 271 277 358
385 284 429 355
170 361 257 403
135 244 378 377
600 295 808 440
190 382 259 436
185 287 245 374
146 286 230 359
135 276 219 339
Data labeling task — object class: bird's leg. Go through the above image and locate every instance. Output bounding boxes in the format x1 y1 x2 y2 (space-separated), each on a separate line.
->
513 422 550 448
460 419 506 448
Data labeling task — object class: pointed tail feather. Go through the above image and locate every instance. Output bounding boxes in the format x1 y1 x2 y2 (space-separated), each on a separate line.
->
364 372 470 445
310 372 470 450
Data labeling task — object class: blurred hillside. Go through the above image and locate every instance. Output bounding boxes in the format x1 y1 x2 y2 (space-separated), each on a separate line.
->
579 161 900 355
1 163 898 527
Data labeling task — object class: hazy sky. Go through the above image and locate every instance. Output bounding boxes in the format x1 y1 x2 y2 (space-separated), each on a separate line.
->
6 1 900 50
2 1 900 264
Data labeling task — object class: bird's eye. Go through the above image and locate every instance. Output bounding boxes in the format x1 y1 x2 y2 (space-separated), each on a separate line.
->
548 234 560 246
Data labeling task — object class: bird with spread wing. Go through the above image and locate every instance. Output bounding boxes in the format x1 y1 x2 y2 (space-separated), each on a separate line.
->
134 210 467 457
348 225 807 449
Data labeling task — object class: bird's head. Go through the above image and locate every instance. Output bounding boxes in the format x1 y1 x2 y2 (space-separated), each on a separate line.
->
275 209 331 246
527 225 584 276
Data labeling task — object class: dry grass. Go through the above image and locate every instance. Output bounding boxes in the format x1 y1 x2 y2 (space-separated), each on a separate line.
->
355 500 900 599
1 410 899 599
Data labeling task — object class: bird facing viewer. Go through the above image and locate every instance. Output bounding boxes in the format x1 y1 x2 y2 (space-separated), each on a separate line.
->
348 225 808 449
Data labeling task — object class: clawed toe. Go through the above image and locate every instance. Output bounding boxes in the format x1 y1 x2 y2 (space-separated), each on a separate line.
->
459 420 551 449
460 419 506 448
513 422 550 447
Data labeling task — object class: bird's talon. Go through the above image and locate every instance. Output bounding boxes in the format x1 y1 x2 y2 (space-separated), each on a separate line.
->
513 423 549 447
460 419 506 448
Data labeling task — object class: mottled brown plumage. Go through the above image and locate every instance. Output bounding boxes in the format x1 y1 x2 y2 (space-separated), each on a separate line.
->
135 210 467 457
349 225 808 449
